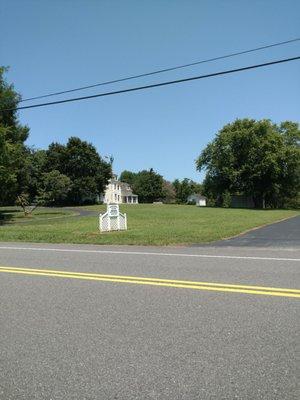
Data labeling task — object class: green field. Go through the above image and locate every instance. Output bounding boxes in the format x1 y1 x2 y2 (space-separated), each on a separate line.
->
0 204 298 246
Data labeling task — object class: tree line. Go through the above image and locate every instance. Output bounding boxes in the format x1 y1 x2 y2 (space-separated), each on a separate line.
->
119 118 300 209
119 169 202 204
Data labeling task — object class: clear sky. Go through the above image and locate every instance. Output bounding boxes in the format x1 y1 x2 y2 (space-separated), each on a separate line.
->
1 0 299 182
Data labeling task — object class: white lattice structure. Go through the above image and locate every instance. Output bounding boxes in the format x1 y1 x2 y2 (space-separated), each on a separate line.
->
99 204 127 232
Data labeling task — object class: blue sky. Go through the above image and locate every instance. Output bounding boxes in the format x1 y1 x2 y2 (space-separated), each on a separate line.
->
1 0 300 182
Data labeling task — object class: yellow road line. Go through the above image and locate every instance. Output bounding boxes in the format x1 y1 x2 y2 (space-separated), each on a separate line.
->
0 266 299 298
1 265 299 293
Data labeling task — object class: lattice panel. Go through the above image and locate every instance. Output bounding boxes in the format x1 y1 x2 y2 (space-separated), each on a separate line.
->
119 214 126 230
99 212 127 232
100 215 109 231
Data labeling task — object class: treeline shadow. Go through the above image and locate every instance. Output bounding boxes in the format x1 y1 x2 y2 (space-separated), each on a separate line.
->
0 209 21 225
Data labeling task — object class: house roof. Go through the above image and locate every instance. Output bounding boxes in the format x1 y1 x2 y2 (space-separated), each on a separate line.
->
108 178 138 197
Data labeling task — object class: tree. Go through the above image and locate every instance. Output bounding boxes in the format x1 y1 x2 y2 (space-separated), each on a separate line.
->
37 170 72 206
196 119 300 208
15 193 38 216
190 180 203 194
0 67 30 205
274 121 300 208
45 137 112 205
25 149 47 202
133 168 164 203
119 170 137 187
162 180 176 203
172 178 202 203
0 127 14 201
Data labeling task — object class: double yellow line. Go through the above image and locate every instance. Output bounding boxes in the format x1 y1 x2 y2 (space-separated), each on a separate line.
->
0 265 299 298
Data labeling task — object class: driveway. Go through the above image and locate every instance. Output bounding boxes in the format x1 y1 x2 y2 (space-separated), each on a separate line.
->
212 215 300 248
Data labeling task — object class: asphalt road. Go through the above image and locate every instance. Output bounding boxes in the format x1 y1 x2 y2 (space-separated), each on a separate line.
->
212 215 300 248
0 220 299 399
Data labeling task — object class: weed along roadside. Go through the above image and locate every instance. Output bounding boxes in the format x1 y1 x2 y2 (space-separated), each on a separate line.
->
0 205 298 246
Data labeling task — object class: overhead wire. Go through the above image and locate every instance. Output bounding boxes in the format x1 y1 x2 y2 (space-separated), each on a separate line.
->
19 38 300 102
1 56 299 112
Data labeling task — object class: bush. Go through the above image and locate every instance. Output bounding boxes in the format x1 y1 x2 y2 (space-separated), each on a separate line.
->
222 191 231 208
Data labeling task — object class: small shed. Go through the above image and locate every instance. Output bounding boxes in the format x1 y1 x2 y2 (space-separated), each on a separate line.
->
187 194 207 207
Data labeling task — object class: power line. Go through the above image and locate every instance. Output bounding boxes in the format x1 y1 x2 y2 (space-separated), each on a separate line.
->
2 56 299 112
20 38 300 102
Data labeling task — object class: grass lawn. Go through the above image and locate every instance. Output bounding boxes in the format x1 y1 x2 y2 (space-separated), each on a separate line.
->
0 204 298 246
0 207 77 224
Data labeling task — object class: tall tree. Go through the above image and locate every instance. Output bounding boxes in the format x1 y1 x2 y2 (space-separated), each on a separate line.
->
133 168 164 203
45 137 112 204
196 119 300 208
0 67 30 205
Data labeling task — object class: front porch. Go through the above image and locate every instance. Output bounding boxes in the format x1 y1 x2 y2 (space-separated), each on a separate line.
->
123 195 138 204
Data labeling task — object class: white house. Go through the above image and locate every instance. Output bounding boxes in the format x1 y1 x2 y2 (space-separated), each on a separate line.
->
187 193 207 206
101 175 138 204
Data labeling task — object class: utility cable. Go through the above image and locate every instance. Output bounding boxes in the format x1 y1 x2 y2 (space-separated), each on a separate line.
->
19 38 300 102
1 55 299 112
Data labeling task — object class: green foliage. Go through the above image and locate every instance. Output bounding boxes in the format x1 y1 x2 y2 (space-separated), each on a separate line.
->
120 170 202 204
162 180 176 203
25 149 47 201
120 168 165 203
0 67 30 205
37 170 72 206
173 178 202 203
0 67 29 143
197 119 300 208
119 170 137 186
0 127 13 199
45 137 112 204
222 190 231 208
132 168 164 203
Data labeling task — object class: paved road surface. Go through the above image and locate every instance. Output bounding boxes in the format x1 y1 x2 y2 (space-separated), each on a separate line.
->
212 215 300 248
0 219 299 399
